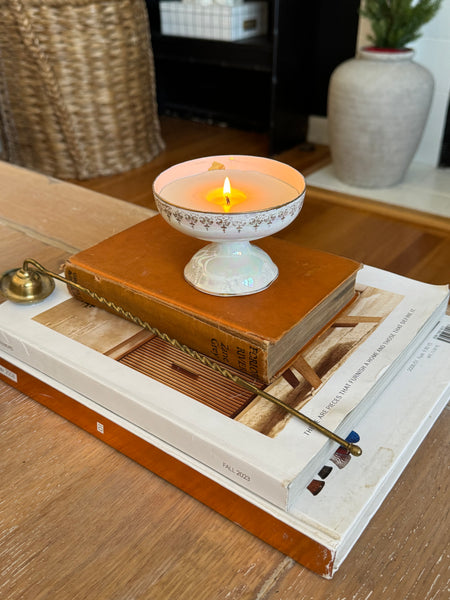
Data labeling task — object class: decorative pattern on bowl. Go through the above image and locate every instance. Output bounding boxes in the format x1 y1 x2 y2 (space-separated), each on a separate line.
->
154 195 304 242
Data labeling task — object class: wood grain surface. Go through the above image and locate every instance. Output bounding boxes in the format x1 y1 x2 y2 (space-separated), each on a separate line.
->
1 118 449 599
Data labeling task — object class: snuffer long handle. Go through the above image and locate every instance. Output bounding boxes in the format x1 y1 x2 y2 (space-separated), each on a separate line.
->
22 259 362 457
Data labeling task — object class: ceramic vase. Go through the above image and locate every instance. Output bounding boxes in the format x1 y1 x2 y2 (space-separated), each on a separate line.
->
327 47 434 188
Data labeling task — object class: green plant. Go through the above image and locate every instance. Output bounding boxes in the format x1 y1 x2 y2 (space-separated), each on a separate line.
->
360 0 443 48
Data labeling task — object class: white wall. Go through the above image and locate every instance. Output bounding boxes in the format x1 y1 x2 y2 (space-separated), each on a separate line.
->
357 0 450 166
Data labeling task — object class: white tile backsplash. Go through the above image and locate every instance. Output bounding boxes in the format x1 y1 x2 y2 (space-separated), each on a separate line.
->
411 38 450 96
414 89 449 165
419 0 450 39
408 6 450 165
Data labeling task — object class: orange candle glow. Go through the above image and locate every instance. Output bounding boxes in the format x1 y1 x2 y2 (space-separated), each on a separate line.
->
159 168 299 214
205 177 247 212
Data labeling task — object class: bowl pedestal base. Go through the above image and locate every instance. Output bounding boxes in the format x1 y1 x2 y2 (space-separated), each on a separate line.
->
184 241 278 296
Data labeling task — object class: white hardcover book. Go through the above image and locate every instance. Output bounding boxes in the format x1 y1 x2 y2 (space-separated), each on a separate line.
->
1 315 449 578
0 266 448 510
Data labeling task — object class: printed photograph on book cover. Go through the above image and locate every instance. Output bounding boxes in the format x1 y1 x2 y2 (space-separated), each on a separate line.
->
33 284 403 437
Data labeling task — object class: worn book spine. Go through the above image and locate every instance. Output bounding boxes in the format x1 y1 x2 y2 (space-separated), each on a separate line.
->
64 264 272 382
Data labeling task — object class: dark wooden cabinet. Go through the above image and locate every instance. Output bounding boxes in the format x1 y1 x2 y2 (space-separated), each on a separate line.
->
145 1 360 155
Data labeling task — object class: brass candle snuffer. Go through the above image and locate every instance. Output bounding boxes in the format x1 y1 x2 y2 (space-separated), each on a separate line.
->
1 258 362 457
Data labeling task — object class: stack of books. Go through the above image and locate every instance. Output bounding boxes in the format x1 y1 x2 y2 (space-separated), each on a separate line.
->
0 219 448 577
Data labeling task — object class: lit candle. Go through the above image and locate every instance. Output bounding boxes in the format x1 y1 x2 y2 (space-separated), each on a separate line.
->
153 155 305 295
160 169 299 214
205 177 247 212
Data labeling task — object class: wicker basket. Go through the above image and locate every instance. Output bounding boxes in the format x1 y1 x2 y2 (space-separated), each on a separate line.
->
0 0 164 179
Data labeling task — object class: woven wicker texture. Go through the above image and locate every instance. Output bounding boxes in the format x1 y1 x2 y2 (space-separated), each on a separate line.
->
0 0 164 179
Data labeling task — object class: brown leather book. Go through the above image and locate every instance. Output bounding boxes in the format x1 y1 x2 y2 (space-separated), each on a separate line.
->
64 215 361 382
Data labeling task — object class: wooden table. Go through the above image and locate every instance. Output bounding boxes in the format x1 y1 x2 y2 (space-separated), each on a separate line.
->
1 161 448 599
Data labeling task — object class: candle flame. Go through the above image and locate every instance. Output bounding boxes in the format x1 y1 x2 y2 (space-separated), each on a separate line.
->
223 177 231 196
206 176 246 212
223 177 231 212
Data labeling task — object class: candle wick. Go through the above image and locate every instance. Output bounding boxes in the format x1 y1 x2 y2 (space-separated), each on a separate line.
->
225 196 231 206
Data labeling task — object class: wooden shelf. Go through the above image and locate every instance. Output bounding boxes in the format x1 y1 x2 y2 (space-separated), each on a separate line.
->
145 0 309 154
152 33 274 72
145 1 361 155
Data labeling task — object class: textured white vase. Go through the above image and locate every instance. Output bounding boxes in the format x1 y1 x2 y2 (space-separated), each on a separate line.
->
328 48 434 188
